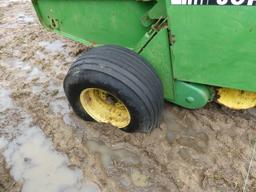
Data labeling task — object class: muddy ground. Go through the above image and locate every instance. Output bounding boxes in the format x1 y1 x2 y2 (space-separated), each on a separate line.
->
1 1 256 192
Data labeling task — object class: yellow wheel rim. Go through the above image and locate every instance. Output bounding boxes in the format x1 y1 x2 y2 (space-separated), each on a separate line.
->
80 88 131 128
217 88 256 109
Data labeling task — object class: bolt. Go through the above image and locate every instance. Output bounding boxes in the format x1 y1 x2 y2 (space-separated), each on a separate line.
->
186 96 195 103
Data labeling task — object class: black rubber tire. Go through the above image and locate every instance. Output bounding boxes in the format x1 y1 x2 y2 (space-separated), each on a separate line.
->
64 45 164 133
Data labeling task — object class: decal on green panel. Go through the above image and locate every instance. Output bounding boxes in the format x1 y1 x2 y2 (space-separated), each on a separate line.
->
170 0 256 5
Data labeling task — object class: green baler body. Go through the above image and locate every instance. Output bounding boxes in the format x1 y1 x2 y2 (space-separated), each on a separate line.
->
169 7 256 93
32 0 256 109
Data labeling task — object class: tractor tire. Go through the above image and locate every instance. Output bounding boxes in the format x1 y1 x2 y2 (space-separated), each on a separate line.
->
63 45 163 133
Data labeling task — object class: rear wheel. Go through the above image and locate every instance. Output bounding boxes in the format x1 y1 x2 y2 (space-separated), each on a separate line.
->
64 45 163 132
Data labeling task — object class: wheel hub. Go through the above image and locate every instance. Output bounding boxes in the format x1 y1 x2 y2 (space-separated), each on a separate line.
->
217 88 256 109
80 88 131 128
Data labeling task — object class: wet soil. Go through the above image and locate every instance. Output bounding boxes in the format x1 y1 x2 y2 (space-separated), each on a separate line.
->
1 1 256 192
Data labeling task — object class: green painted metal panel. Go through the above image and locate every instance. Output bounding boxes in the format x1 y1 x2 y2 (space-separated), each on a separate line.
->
167 6 256 92
140 29 175 100
136 28 213 108
33 0 155 48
